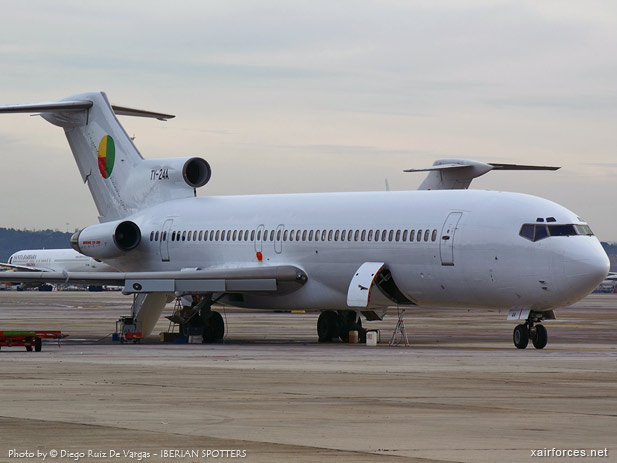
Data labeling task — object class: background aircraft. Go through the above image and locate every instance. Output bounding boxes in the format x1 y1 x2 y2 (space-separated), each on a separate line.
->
0 92 609 349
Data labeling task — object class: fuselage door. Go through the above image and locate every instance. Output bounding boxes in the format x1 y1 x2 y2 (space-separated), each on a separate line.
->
274 224 284 254
440 212 462 266
160 219 174 262
255 224 265 254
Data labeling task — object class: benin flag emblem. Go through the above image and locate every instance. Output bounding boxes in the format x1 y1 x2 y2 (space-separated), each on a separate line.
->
98 135 115 178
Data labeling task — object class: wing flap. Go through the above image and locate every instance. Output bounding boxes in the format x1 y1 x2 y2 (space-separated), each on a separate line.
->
1 265 307 294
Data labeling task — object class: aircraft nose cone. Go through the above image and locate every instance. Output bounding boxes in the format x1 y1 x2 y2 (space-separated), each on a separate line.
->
562 241 609 301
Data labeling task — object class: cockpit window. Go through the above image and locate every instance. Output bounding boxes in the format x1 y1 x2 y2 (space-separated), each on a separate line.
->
574 224 593 236
547 224 576 236
519 223 594 242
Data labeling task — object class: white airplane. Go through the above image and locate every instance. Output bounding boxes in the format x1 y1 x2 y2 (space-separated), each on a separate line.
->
0 92 609 349
1 248 116 290
3 248 115 273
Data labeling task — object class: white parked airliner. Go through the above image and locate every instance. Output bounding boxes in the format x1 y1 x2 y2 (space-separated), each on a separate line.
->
3 248 115 273
0 92 609 349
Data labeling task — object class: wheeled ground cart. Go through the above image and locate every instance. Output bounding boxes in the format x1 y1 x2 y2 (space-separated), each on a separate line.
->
0 331 66 352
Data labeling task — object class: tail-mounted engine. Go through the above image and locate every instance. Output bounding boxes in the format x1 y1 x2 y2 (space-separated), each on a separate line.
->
71 220 141 259
140 156 211 188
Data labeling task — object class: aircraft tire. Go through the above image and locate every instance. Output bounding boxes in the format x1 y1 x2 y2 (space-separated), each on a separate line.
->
26 346 33 352
317 311 339 342
531 324 548 349
513 324 529 349
202 311 224 343
34 337 42 352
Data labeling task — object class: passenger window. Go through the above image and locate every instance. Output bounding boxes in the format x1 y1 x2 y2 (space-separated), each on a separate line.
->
409 230 415 242
381 230 387 241
296 230 301 241
321 230 326 241
315 230 320 242
417 230 422 242
431 229 437 241
277 230 281 241
348 229 353 241
289 230 293 242
395 230 400 242
374 229 379 241
182 231 186 241
335 230 340 241
283 230 288 241
341 230 347 241
388 230 393 241
210 230 214 241
309 230 314 241
155 231 159 241
402 230 407 241
256 230 261 241
215 231 220 241
150 231 154 241
354 230 359 241
244 230 249 241
368 230 373 241
227 231 232 241
423 230 429 241
162 231 167 241
232 230 237 241
302 230 307 241
270 230 275 241
327 230 333 241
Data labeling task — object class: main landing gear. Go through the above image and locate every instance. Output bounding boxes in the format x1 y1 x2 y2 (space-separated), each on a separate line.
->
317 310 366 343
168 295 225 343
513 320 548 349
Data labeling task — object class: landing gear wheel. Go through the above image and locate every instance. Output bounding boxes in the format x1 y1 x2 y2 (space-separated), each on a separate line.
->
513 324 529 349
34 337 42 352
317 311 339 342
202 311 225 343
531 324 548 349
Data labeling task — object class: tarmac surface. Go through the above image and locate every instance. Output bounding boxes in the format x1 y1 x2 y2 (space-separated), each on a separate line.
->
0 291 615 463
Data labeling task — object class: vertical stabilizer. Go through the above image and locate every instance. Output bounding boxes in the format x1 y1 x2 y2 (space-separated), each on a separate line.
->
0 92 211 223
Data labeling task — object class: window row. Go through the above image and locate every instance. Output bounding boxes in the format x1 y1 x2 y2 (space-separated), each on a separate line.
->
149 227 440 244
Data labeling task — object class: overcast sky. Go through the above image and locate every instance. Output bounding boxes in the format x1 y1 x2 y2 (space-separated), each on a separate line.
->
1 1 616 239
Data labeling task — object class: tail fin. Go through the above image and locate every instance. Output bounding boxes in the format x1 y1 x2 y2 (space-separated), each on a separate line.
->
0 92 210 222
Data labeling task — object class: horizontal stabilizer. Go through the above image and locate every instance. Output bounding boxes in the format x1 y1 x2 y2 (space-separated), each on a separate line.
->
405 159 560 190
0 100 93 114
111 105 175 121
0 100 173 121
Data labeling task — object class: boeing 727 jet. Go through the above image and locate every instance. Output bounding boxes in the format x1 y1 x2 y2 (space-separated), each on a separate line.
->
0 92 609 348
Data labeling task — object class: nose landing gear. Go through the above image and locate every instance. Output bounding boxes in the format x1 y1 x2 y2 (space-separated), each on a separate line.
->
513 318 548 349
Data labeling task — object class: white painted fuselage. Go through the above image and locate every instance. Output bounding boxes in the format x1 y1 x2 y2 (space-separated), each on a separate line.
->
97 189 608 314
7 249 115 273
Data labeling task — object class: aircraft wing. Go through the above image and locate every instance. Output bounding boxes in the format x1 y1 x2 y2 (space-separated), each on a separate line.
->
405 159 560 190
0 266 308 294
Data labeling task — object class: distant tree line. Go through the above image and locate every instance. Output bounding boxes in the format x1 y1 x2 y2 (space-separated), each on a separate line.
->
0 228 72 262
